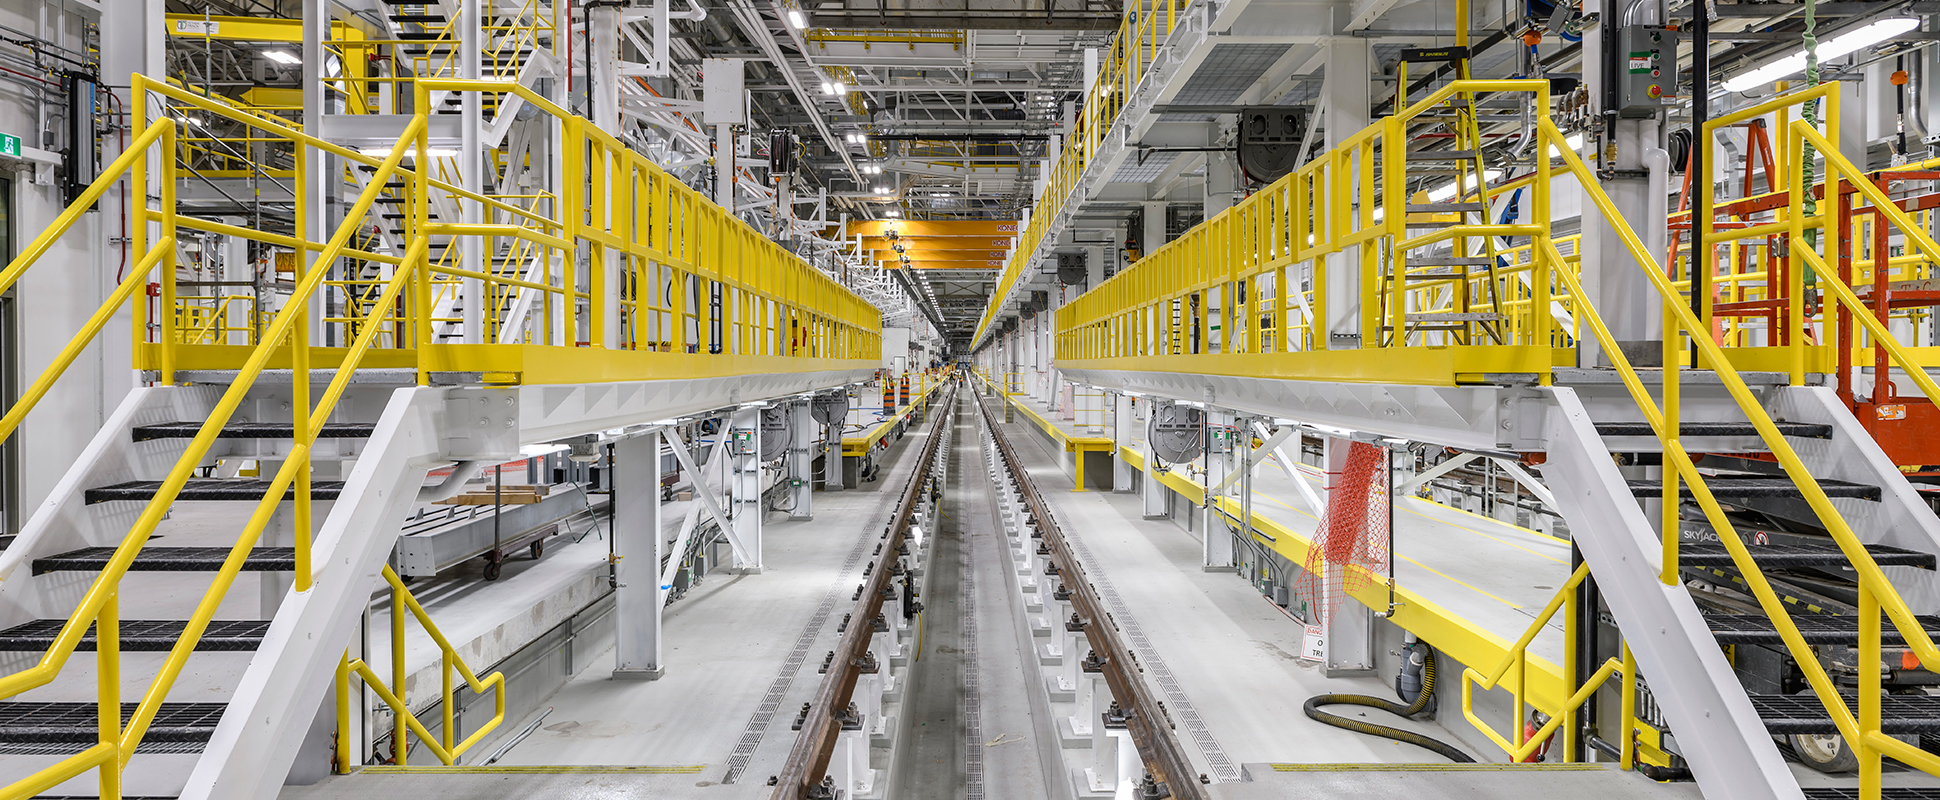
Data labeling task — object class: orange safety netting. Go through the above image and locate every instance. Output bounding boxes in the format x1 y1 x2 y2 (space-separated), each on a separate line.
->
1295 440 1391 624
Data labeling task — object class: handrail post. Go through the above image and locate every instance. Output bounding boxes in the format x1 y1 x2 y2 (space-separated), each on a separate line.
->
1859 583 1882 795
336 652 352 774
97 593 120 797
392 579 406 766
1619 642 1636 769
132 78 151 365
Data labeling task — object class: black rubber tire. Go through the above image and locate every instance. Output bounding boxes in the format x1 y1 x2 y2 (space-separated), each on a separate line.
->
1790 732 1858 773
530 539 545 559
483 555 503 581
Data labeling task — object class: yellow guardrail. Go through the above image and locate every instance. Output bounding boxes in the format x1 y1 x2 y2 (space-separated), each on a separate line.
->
0 66 884 796
1053 80 1568 386
338 566 507 767
1048 79 1940 792
972 0 1185 344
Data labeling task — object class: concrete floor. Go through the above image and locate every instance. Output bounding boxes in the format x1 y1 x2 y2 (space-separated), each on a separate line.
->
286 397 942 800
989 405 1488 769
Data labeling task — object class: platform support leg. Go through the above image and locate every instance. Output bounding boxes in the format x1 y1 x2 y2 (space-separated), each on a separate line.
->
726 406 765 572
1141 443 1167 520
613 429 666 680
789 401 815 519
1201 413 1235 571
1112 392 1135 493
1320 436 1375 675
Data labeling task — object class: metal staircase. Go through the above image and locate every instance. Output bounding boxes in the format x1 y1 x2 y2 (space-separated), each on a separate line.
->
0 62 880 799
1045 78 1940 798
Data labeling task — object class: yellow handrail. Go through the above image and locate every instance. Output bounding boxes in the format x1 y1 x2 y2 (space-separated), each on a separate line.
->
340 566 507 767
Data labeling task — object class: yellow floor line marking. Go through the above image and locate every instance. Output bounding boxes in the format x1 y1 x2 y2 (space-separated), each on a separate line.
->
1267 763 1604 772
357 765 708 775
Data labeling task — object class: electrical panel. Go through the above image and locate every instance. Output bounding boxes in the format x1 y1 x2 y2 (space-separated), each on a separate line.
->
730 428 757 456
1619 25 1677 117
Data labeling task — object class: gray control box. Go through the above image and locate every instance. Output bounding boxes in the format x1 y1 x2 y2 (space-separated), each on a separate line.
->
1619 25 1677 117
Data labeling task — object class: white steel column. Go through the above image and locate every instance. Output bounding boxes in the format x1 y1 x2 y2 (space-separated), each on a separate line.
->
589 0 623 348
1321 37 1369 349
1200 413 1235 571
789 400 815 519
728 406 764 572
1319 436 1375 675
460 0 485 344
613 430 667 679
1112 393 1135 492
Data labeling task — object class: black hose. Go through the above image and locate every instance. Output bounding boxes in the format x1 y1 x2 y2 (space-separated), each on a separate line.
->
1302 646 1477 763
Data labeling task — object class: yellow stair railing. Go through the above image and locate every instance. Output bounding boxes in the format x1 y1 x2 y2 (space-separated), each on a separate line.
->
0 66 881 797
1052 78 1940 793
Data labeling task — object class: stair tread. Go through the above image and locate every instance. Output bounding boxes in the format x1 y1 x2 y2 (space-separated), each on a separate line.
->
1405 312 1504 321
1805 790 1940 799
1406 256 1496 267
1407 202 1486 213
1626 476 1880 501
1594 420 1834 439
1682 541 1935 569
0 701 225 744
132 421 377 441
1751 693 1940 733
84 479 346 504
34 546 298 575
1705 612 1940 644
0 619 270 651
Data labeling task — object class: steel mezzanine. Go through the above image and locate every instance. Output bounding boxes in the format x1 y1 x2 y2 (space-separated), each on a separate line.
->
0 68 882 798
1052 78 1940 797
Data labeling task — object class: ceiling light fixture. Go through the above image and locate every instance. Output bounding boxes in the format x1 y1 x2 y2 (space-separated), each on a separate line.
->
787 8 807 28
1720 17 1920 92
821 82 835 95
833 82 848 96
264 50 301 65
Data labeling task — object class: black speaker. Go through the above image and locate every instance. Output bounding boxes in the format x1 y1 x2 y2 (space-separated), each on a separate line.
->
1236 106 1310 184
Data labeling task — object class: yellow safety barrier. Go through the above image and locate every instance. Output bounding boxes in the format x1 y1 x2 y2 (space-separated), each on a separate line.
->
1055 80 1567 386
972 0 1184 344
338 566 508 767
1459 564 1625 765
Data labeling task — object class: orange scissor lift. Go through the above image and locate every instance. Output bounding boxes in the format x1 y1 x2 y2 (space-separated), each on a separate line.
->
1671 120 1940 474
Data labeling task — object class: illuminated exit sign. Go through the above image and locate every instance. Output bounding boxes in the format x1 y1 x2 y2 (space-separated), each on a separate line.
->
0 134 20 158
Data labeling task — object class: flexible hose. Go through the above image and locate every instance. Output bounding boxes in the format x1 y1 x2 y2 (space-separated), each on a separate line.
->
1302 646 1476 763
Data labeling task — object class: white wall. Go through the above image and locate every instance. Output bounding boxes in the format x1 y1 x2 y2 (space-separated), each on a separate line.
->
5 0 151 527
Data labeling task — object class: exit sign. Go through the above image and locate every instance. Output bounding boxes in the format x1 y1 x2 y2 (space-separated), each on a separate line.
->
0 134 19 158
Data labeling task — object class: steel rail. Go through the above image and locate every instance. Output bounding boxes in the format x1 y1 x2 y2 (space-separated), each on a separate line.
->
973 393 1210 800
771 382 959 799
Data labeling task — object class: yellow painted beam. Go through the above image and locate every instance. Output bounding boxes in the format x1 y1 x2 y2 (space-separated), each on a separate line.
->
844 220 1020 238
166 14 359 43
859 246 1008 260
240 87 304 108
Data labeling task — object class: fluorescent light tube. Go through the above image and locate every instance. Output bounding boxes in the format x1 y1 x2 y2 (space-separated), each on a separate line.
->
1721 17 1919 92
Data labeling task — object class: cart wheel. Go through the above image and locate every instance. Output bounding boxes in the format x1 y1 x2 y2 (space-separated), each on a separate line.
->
483 555 503 581
529 539 545 559
662 486 673 502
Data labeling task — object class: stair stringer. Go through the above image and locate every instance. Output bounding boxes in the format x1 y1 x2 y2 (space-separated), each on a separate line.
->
1539 386 1802 800
178 387 448 800
0 386 225 638
1764 385 1940 612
